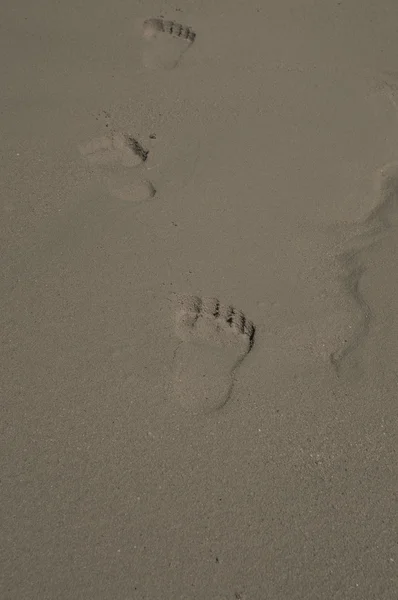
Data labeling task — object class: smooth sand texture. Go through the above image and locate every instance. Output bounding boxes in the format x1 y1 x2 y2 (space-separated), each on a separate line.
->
2 1 398 598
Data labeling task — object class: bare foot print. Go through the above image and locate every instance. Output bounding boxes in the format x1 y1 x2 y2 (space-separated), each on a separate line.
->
103 177 156 203
79 131 157 203
79 132 148 168
142 17 196 69
172 295 255 415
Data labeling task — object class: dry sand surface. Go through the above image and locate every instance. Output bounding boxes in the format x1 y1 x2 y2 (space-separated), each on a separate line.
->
2 0 398 598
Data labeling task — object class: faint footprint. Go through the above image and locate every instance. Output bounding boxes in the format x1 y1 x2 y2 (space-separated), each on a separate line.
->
142 17 196 70
172 295 255 415
79 132 148 168
79 131 156 203
103 177 156 203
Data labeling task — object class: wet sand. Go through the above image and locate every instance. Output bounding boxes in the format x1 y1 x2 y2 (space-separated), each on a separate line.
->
1 1 398 598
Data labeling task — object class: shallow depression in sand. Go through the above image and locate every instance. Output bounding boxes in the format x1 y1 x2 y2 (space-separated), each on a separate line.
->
171 294 255 415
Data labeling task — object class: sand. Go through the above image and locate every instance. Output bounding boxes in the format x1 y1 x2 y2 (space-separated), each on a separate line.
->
1 1 398 598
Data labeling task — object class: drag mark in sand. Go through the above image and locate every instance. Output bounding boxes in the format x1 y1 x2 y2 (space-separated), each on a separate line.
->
172 295 255 415
142 17 196 70
331 162 398 372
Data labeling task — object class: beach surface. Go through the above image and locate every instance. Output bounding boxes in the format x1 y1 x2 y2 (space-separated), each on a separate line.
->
2 1 398 598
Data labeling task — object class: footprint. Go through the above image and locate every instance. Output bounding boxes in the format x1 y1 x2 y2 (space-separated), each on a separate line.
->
79 131 157 203
79 132 148 168
172 295 255 415
142 17 196 70
104 177 156 203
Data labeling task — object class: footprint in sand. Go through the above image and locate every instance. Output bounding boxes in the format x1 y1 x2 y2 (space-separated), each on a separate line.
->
172 295 255 415
79 132 148 168
142 17 196 70
79 131 156 204
105 179 156 202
